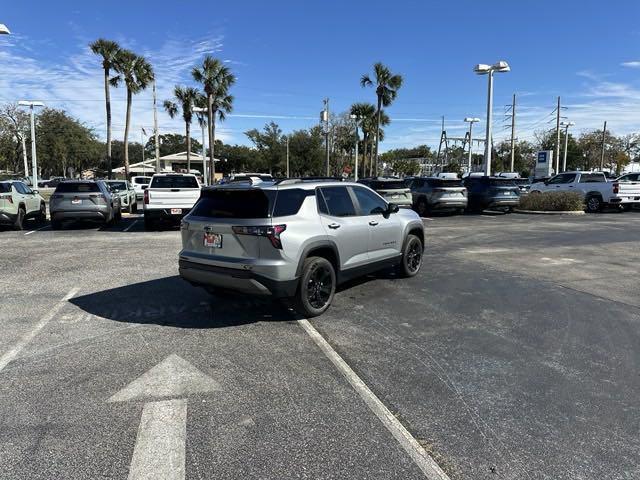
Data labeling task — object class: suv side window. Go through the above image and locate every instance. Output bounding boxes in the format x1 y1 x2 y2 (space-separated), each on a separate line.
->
272 189 311 217
352 186 387 215
13 182 27 194
319 186 356 217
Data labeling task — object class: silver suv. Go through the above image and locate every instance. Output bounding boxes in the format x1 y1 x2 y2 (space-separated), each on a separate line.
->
178 179 425 317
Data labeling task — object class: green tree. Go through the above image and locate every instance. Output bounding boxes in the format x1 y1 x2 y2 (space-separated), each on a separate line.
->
89 38 121 179
361 108 390 176
391 158 421 176
245 122 285 175
143 133 201 158
0 104 30 174
192 56 235 183
164 86 200 173
112 49 154 178
360 62 403 175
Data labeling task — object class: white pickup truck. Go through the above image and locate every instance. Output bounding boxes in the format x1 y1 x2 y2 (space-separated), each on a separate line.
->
143 173 201 230
530 171 640 212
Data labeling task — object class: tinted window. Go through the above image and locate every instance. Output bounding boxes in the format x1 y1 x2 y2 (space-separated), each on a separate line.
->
580 173 605 183
316 189 329 214
14 182 28 194
191 189 275 218
133 177 152 184
272 189 310 217
353 187 387 215
107 181 128 190
0 183 11 193
319 186 356 217
150 176 199 188
489 179 516 186
55 182 100 193
371 180 407 190
428 179 463 187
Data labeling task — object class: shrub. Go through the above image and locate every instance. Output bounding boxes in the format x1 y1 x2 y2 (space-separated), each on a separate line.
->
519 191 584 211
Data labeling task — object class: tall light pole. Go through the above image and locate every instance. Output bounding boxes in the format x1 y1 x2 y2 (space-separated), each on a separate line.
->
18 101 44 188
464 117 480 173
192 107 208 186
286 135 290 178
350 114 361 181
321 99 330 176
560 121 575 172
474 61 510 176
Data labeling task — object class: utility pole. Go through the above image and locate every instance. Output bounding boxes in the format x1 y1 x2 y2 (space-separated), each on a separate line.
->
510 93 516 172
141 128 146 176
600 120 607 170
18 101 44 187
323 98 330 176
286 135 290 178
20 135 28 178
153 80 160 174
555 96 561 174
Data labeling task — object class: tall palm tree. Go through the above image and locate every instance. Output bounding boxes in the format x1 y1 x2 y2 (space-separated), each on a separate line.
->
112 49 154 178
350 102 375 176
89 39 121 179
163 86 200 173
360 62 403 175
192 56 235 184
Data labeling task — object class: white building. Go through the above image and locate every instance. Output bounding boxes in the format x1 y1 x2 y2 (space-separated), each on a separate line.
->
112 151 222 177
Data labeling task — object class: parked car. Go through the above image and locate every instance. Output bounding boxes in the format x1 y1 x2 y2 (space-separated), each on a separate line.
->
617 172 640 182
105 180 137 213
0 180 47 230
143 173 201 230
178 179 424 317
222 173 274 185
529 171 640 212
131 176 152 200
38 177 66 188
49 180 121 229
408 177 467 215
357 177 413 208
463 176 520 212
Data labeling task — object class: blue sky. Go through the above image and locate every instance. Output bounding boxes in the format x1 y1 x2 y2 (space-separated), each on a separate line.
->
2 0 640 153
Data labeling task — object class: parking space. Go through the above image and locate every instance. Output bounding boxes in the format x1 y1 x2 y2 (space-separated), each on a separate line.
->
1 212 639 479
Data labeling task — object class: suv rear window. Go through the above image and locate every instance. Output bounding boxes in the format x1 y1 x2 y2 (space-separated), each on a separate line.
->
192 189 275 218
427 179 463 187
133 177 152 184
0 183 11 193
370 180 407 190
489 179 516 186
55 182 100 193
150 176 199 188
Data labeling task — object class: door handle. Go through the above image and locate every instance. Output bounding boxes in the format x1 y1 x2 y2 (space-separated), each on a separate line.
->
327 223 341 229
369 221 379 226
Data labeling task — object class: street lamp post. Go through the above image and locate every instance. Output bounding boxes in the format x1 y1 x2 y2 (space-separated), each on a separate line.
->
560 121 575 172
474 61 510 176
463 117 480 173
192 107 208 186
350 114 361 181
18 101 44 188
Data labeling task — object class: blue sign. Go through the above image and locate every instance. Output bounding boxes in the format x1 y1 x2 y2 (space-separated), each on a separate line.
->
537 152 547 163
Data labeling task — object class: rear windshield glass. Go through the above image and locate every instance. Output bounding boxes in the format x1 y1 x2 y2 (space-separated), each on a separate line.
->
0 183 11 193
428 179 463 187
150 176 199 188
107 182 127 190
192 189 275 218
133 177 151 184
55 182 100 193
371 180 407 190
489 179 516 186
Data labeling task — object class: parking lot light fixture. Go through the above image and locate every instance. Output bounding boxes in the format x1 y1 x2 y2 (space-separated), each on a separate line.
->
0 24 10 35
18 101 44 189
474 60 510 176
464 117 480 173
560 121 575 172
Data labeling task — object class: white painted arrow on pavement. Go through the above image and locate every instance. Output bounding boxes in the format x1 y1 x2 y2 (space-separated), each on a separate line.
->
109 354 222 480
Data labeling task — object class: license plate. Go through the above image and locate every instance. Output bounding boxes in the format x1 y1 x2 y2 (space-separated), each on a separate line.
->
71 199 81 204
503 191 511 195
204 232 223 248
170 208 182 215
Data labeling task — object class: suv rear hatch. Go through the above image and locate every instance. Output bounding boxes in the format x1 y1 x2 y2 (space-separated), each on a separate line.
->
50 182 106 209
489 178 519 198
370 180 412 205
0 183 12 211
430 178 466 200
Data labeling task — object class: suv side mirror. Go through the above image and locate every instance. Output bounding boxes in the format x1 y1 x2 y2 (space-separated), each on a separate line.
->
387 203 400 214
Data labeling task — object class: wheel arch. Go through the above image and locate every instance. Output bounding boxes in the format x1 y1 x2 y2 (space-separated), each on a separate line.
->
295 241 341 277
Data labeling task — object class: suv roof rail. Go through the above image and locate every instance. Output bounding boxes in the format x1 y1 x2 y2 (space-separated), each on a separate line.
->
274 176 343 185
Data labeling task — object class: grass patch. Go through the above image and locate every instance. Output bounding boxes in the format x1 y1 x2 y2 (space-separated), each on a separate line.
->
519 191 584 211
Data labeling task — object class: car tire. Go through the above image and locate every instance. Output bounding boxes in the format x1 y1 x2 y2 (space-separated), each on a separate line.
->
144 216 155 231
131 202 138 214
13 207 25 231
293 256 336 317
416 198 429 217
51 219 62 230
585 195 603 213
115 208 122 222
397 234 423 278
37 202 47 223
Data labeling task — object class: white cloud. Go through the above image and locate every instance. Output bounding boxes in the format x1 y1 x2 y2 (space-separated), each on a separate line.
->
621 61 640 68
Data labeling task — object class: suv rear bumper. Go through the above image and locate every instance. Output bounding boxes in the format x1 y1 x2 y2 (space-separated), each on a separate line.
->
50 209 109 222
178 259 298 298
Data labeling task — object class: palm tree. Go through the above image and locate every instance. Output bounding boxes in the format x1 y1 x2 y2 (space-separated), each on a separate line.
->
352 103 389 176
192 56 235 184
360 62 403 175
112 50 154 178
89 39 121 179
164 86 200 173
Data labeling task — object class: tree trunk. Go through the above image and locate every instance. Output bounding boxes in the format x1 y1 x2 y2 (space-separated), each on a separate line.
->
362 134 368 177
104 68 113 180
207 95 215 184
124 88 132 178
186 122 191 173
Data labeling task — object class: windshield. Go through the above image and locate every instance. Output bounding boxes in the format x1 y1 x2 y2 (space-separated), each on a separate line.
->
107 182 127 190
150 176 199 188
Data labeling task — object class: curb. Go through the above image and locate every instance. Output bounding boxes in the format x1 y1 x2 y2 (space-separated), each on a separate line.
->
514 209 585 215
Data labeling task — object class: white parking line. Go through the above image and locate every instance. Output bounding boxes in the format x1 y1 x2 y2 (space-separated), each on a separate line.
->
298 319 450 480
124 220 138 232
24 226 48 236
0 287 79 372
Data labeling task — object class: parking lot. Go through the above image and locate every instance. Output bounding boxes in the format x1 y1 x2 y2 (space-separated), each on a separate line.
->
1 212 639 480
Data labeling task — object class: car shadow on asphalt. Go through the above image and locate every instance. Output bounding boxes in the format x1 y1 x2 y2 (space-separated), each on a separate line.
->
70 275 295 329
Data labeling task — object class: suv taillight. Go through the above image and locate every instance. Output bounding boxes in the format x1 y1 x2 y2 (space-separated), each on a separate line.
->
613 182 619 194
144 189 149 204
232 224 287 249
0 194 13 204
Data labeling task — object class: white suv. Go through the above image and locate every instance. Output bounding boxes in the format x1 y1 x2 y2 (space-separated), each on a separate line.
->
178 179 425 317
0 180 47 230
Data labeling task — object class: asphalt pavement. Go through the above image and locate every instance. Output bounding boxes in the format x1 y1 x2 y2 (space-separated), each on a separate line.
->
1 211 639 479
